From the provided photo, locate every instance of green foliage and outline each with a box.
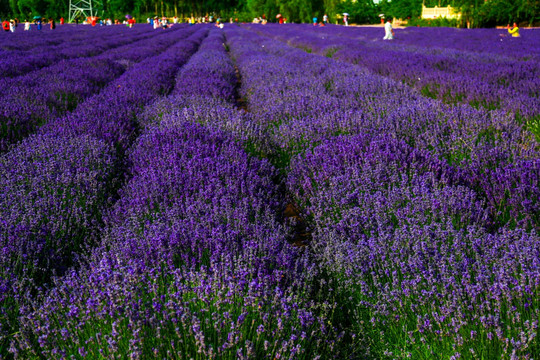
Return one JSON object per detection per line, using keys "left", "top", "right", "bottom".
{"left": 0, "top": 0, "right": 537, "bottom": 26}
{"left": 406, "top": 16, "right": 459, "bottom": 27}
{"left": 337, "top": 0, "right": 378, "bottom": 24}
{"left": 481, "top": 0, "right": 540, "bottom": 27}
{"left": 386, "top": 0, "right": 423, "bottom": 20}
{"left": 527, "top": 116, "right": 540, "bottom": 142}
{"left": 453, "top": 0, "right": 540, "bottom": 27}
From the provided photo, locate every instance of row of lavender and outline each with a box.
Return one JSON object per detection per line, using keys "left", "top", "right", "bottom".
{"left": 0, "top": 26, "right": 188, "bottom": 152}
{"left": 0, "top": 25, "right": 155, "bottom": 79}
{"left": 335, "top": 26, "right": 540, "bottom": 59}
{"left": 7, "top": 29, "right": 342, "bottom": 359}
{"left": 0, "top": 26, "right": 207, "bottom": 355}
{"left": 249, "top": 24, "right": 540, "bottom": 124}
{"left": 224, "top": 26, "right": 539, "bottom": 358}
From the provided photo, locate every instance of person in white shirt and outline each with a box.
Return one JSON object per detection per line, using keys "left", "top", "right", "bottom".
{"left": 383, "top": 18, "right": 394, "bottom": 40}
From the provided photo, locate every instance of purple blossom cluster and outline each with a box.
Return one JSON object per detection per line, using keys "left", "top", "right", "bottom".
{"left": 288, "top": 134, "right": 539, "bottom": 357}
{"left": 0, "top": 24, "right": 207, "bottom": 285}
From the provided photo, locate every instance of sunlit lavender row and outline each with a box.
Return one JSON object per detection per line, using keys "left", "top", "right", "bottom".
{"left": 1, "top": 24, "right": 538, "bottom": 359}
{"left": 251, "top": 24, "right": 540, "bottom": 124}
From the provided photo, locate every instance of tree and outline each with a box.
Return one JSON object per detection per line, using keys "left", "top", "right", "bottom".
{"left": 337, "top": 0, "right": 377, "bottom": 24}
{"left": 384, "top": 0, "right": 422, "bottom": 20}
{"left": 482, "top": 0, "right": 540, "bottom": 27}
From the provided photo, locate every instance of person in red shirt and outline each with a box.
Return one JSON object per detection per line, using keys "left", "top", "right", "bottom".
{"left": 60, "top": 17, "right": 64, "bottom": 25}
{"left": 2, "top": 20, "right": 10, "bottom": 32}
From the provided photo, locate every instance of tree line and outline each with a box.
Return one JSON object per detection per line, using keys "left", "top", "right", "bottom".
{"left": 0, "top": 0, "right": 537, "bottom": 28}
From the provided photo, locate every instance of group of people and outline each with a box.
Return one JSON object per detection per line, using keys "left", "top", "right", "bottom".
{"left": 1, "top": 17, "right": 62, "bottom": 32}
{"left": 312, "top": 14, "right": 330, "bottom": 27}
{"left": 147, "top": 16, "right": 175, "bottom": 29}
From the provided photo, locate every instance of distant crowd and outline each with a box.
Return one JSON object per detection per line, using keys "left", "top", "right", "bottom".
{"left": 0, "top": 12, "right": 352, "bottom": 32}
{"left": 1, "top": 13, "right": 522, "bottom": 39}
{"left": 1, "top": 17, "right": 62, "bottom": 32}
{"left": 0, "top": 16, "right": 141, "bottom": 31}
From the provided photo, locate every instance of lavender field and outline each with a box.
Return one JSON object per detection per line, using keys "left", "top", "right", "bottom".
{"left": 0, "top": 24, "right": 538, "bottom": 359}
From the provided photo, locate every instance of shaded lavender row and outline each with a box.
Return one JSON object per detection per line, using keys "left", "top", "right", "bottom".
{"left": 0, "top": 27, "right": 208, "bottom": 354}
{"left": 230, "top": 25, "right": 539, "bottom": 230}
{"left": 249, "top": 24, "right": 540, "bottom": 121}
{"left": 224, "top": 26, "right": 539, "bottom": 357}
{"left": 10, "top": 29, "right": 342, "bottom": 359}
{"left": 0, "top": 25, "right": 157, "bottom": 79}
{"left": 0, "top": 26, "right": 186, "bottom": 152}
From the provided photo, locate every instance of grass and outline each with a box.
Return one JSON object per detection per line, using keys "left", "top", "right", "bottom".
{"left": 11, "top": 266, "right": 343, "bottom": 359}
{"left": 527, "top": 116, "right": 540, "bottom": 142}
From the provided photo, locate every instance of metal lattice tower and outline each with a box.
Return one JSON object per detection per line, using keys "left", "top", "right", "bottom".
{"left": 69, "top": 0, "right": 103, "bottom": 23}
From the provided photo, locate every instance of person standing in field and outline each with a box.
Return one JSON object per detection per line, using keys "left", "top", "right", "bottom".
{"left": 383, "top": 18, "right": 394, "bottom": 40}
{"left": 507, "top": 22, "right": 520, "bottom": 37}
{"left": 323, "top": 14, "right": 328, "bottom": 25}
{"left": 50, "top": 18, "right": 56, "bottom": 30}
{"left": 60, "top": 17, "right": 64, "bottom": 25}
{"left": 343, "top": 14, "right": 348, "bottom": 26}
{"left": 24, "top": 19, "right": 30, "bottom": 30}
